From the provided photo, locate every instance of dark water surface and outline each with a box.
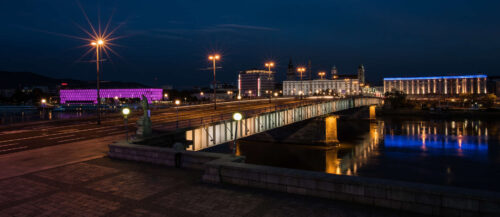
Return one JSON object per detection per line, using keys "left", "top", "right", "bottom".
{"left": 236, "top": 115, "right": 500, "bottom": 192}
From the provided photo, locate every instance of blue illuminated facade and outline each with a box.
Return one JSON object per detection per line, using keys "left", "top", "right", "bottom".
{"left": 384, "top": 75, "right": 488, "bottom": 96}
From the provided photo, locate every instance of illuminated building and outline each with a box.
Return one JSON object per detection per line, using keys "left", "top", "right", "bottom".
{"left": 383, "top": 75, "right": 488, "bottom": 96}
{"left": 283, "top": 63, "right": 365, "bottom": 96}
{"left": 238, "top": 69, "right": 275, "bottom": 97}
{"left": 60, "top": 88, "right": 163, "bottom": 104}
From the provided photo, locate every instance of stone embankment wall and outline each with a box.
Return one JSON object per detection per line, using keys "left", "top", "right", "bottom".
{"left": 109, "top": 142, "right": 500, "bottom": 217}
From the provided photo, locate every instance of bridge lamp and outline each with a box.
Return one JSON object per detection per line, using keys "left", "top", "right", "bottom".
{"left": 175, "top": 99, "right": 181, "bottom": 128}
{"left": 122, "top": 107, "right": 131, "bottom": 142}
{"left": 232, "top": 112, "right": 243, "bottom": 155}
{"left": 233, "top": 112, "right": 242, "bottom": 121}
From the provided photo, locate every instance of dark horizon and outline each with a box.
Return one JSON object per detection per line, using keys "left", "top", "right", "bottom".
{"left": 1, "top": 0, "right": 500, "bottom": 88}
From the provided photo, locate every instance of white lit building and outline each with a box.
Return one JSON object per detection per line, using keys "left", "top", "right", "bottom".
{"left": 283, "top": 78, "right": 360, "bottom": 96}
{"left": 283, "top": 64, "right": 366, "bottom": 96}
{"left": 383, "top": 75, "right": 488, "bottom": 96}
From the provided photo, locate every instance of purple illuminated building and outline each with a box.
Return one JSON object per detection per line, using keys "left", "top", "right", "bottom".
{"left": 60, "top": 89, "right": 163, "bottom": 104}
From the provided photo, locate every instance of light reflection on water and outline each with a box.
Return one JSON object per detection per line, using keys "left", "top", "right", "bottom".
{"left": 237, "top": 115, "right": 500, "bottom": 191}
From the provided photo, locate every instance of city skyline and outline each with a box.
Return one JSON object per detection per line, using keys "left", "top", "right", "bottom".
{"left": 1, "top": 0, "right": 500, "bottom": 87}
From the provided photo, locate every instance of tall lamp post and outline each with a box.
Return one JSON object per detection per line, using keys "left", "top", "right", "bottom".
{"left": 41, "top": 99, "right": 47, "bottom": 117}
{"left": 232, "top": 112, "right": 243, "bottom": 155}
{"left": 265, "top": 62, "right": 274, "bottom": 103}
{"left": 265, "top": 62, "right": 274, "bottom": 79}
{"left": 175, "top": 99, "right": 181, "bottom": 129}
{"left": 208, "top": 54, "right": 220, "bottom": 110}
{"left": 297, "top": 67, "right": 306, "bottom": 99}
{"left": 318, "top": 71, "right": 326, "bottom": 80}
{"left": 91, "top": 39, "right": 105, "bottom": 125}
{"left": 122, "top": 107, "right": 130, "bottom": 142}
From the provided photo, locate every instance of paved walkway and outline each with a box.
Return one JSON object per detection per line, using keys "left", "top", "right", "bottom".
{"left": 0, "top": 135, "right": 123, "bottom": 180}
{"left": 0, "top": 157, "right": 426, "bottom": 217}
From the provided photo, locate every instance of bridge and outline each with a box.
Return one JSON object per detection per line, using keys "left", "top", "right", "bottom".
{"left": 183, "top": 97, "right": 381, "bottom": 151}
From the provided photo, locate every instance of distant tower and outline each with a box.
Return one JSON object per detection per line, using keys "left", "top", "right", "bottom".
{"left": 331, "top": 65, "right": 338, "bottom": 79}
{"left": 286, "top": 58, "right": 295, "bottom": 80}
{"left": 307, "top": 60, "right": 312, "bottom": 80}
{"left": 358, "top": 64, "right": 365, "bottom": 84}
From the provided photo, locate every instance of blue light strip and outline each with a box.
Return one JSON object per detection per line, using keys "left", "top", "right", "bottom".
{"left": 384, "top": 75, "right": 487, "bottom": 81}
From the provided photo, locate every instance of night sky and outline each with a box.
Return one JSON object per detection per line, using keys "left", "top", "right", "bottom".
{"left": 1, "top": 0, "right": 499, "bottom": 88}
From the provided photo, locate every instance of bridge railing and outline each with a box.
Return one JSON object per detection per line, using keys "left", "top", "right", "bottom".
{"left": 183, "top": 97, "right": 382, "bottom": 151}
{"left": 153, "top": 98, "right": 347, "bottom": 131}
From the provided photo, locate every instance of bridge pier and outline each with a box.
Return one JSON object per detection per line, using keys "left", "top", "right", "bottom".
{"left": 369, "top": 105, "right": 376, "bottom": 120}
{"left": 325, "top": 115, "right": 339, "bottom": 144}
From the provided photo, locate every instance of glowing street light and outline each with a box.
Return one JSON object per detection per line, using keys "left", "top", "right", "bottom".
{"left": 232, "top": 112, "right": 243, "bottom": 155}
{"left": 265, "top": 61, "right": 274, "bottom": 79}
{"left": 175, "top": 99, "right": 181, "bottom": 129}
{"left": 297, "top": 67, "right": 306, "bottom": 99}
{"left": 233, "top": 112, "right": 242, "bottom": 121}
{"left": 208, "top": 54, "right": 220, "bottom": 110}
{"left": 318, "top": 71, "right": 326, "bottom": 80}
{"left": 90, "top": 38, "right": 106, "bottom": 125}
{"left": 122, "top": 107, "right": 130, "bottom": 142}
{"left": 41, "top": 98, "right": 47, "bottom": 115}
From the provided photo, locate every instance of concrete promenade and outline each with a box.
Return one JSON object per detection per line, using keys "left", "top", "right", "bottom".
{"left": 0, "top": 156, "right": 424, "bottom": 217}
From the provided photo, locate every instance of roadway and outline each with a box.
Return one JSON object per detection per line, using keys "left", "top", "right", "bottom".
{"left": 0, "top": 98, "right": 312, "bottom": 155}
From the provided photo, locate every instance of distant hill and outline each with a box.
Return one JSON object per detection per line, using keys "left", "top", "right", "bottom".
{"left": 0, "top": 71, "right": 150, "bottom": 90}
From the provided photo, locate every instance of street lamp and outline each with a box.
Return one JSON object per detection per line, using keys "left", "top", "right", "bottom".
{"left": 297, "top": 67, "right": 306, "bottom": 99}
{"left": 232, "top": 112, "right": 243, "bottom": 155}
{"left": 265, "top": 61, "right": 274, "bottom": 79}
{"left": 91, "top": 38, "right": 105, "bottom": 125}
{"left": 318, "top": 71, "right": 326, "bottom": 80}
{"left": 208, "top": 54, "right": 220, "bottom": 110}
{"left": 175, "top": 99, "right": 181, "bottom": 129}
{"left": 41, "top": 99, "right": 47, "bottom": 115}
{"left": 164, "top": 93, "right": 168, "bottom": 100}
{"left": 122, "top": 107, "right": 130, "bottom": 142}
